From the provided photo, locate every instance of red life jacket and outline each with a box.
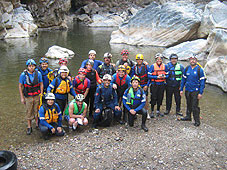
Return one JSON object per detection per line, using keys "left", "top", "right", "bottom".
{"left": 135, "top": 64, "right": 148, "bottom": 85}
{"left": 74, "top": 76, "right": 89, "bottom": 94}
{"left": 23, "top": 70, "right": 41, "bottom": 97}
{"left": 152, "top": 63, "right": 166, "bottom": 82}
{"left": 116, "top": 73, "right": 128, "bottom": 97}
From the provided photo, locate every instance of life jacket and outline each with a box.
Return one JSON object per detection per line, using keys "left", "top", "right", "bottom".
{"left": 116, "top": 73, "right": 128, "bottom": 97}
{"left": 168, "top": 63, "right": 182, "bottom": 81}
{"left": 86, "top": 69, "right": 97, "bottom": 89}
{"left": 54, "top": 77, "right": 70, "bottom": 94}
{"left": 119, "top": 59, "right": 133, "bottom": 75}
{"left": 126, "top": 87, "right": 143, "bottom": 108}
{"left": 98, "top": 63, "right": 114, "bottom": 78}
{"left": 38, "top": 67, "right": 52, "bottom": 90}
{"left": 23, "top": 70, "right": 41, "bottom": 97}
{"left": 152, "top": 63, "right": 166, "bottom": 83}
{"left": 74, "top": 76, "right": 89, "bottom": 94}
{"left": 65, "top": 99, "right": 85, "bottom": 116}
{"left": 43, "top": 104, "right": 59, "bottom": 124}
{"left": 135, "top": 64, "right": 148, "bottom": 85}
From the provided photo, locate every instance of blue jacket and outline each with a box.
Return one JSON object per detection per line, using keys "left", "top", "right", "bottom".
{"left": 39, "top": 103, "right": 62, "bottom": 129}
{"left": 81, "top": 59, "right": 103, "bottom": 70}
{"left": 94, "top": 84, "right": 118, "bottom": 110}
{"left": 123, "top": 87, "right": 146, "bottom": 112}
{"left": 47, "top": 77, "right": 77, "bottom": 100}
{"left": 131, "top": 64, "right": 151, "bottom": 87}
{"left": 180, "top": 65, "right": 205, "bottom": 94}
{"left": 19, "top": 70, "right": 43, "bottom": 85}
{"left": 148, "top": 63, "right": 169, "bottom": 85}
{"left": 37, "top": 67, "right": 52, "bottom": 91}
{"left": 166, "top": 62, "right": 184, "bottom": 87}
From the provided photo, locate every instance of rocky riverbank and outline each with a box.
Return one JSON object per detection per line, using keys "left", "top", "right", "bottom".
{"left": 11, "top": 114, "right": 227, "bottom": 169}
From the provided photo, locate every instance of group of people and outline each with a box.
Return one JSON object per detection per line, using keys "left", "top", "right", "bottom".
{"left": 18, "top": 49, "right": 205, "bottom": 140}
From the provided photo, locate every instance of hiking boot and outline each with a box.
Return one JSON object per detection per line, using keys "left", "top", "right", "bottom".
{"left": 164, "top": 110, "right": 170, "bottom": 115}
{"left": 194, "top": 122, "right": 200, "bottom": 127}
{"left": 180, "top": 116, "right": 191, "bottom": 121}
{"left": 117, "top": 119, "right": 124, "bottom": 125}
{"left": 27, "top": 127, "right": 32, "bottom": 135}
{"left": 150, "top": 111, "right": 154, "bottom": 118}
{"left": 176, "top": 112, "right": 183, "bottom": 116}
{"left": 141, "top": 124, "right": 148, "bottom": 132}
{"left": 157, "top": 111, "right": 164, "bottom": 117}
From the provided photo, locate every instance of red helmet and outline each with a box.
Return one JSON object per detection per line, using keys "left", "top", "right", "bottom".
{"left": 59, "top": 58, "right": 68, "bottom": 64}
{"left": 78, "top": 68, "right": 87, "bottom": 75}
{"left": 121, "top": 49, "right": 129, "bottom": 55}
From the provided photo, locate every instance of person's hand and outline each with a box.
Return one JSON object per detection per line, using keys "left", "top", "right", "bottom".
{"left": 198, "top": 94, "right": 202, "bottom": 100}
{"left": 124, "top": 63, "right": 128, "bottom": 67}
{"left": 113, "top": 84, "right": 117, "bottom": 90}
{"left": 51, "top": 128, "right": 56, "bottom": 134}
{"left": 21, "top": 97, "right": 25, "bottom": 104}
{"left": 57, "top": 127, "right": 62, "bottom": 133}
{"left": 180, "top": 91, "right": 183, "bottom": 97}
{"left": 130, "top": 109, "right": 136, "bottom": 115}
{"left": 143, "top": 86, "right": 148, "bottom": 91}
{"left": 95, "top": 109, "right": 100, "bottom": 113}
{"left": 81, "top": 116, "right": 84, "bottom": 122}
{"left": 115, "top": 106, "right": 121, "bottom": 111}
{"left": 111, "top": 63, "right": 116, "bottom": 67}
{"left": 143, "top": 61, "right": 149, "bottom": 65}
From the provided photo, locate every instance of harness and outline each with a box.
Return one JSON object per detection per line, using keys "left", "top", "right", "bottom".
{"left": 23, "top": 70, "right": 41, "bottom": 97}
{"left": 99, "top": 63, "right": 114, "bottom": 78}
{"left": 151, "top": 63, "right": 166, "bottom": 83}
{"left": 43, "top": 103, "right": 59, "bottom": 124}
{"left": 135, "top": 64, "right": 148, "bottom": 85}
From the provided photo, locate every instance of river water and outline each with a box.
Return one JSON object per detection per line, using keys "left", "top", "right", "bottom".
{"left": 0, "top": 23, "right": 226, "bottom": 149}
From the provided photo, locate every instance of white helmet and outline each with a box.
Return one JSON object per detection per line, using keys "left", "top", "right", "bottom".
{"left": 45, "top": 93, "right": 55, "bottom": 100}
{"left": 103, "top": 52, "right": 112, "bottom": 58}
{"left": 75, "top": 94, "right": 84, "bottom": 102}
{"left": 88, "top": 50, "right": 96, "bottom": 55}
{"left": 155, "top": 53, "right": 164, "bottom": 59}
{"left": 103, "top": 74, "right": 112, "bottom": 81}
{"left": 59, "top": 65, "right": 69, "bottom": 73}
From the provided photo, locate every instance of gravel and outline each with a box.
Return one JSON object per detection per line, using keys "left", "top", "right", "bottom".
{"left": 11, "top": 115, "right": 227, "bottom": 169}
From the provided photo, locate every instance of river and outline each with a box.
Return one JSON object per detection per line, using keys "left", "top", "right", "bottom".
{"left": 0, "top": 23, "right": 226, "bottom": 150}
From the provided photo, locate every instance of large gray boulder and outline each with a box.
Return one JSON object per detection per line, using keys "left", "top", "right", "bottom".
{"left": 27, "top": 0, "right": 71, "bottom": 29}
{"left": 45, "top": 45, "right": 75, "bottom": 59}
{"left": 110, "top": 2, "right": 202, "bottom": 47}
{"left": 198, "top": 0, "right": 227, "bottom": 38}
{"left": 204, "top": 56, "right": 227, "bottom": 92}
{"left": 163, "top": 39, "right": 207, "bottom": 60}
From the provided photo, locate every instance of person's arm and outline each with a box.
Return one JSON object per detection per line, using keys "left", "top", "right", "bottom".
{"left": 39, "top": 106, "right": 54, "bottom": 129}
{"left": 180, "top": 68, "right": 187, "bottom": 93}
{"left": 148, "top": 65, "right": 157, "bottom": 80}
{"left": 97, "top": 65, "right": 101, "bottom": 75}
{"left": 113, "top": 88, "right": 118, "bottom": 107}
{"left": 82, "top": 103, "right": 88, "bottom": 118}
{"left": 122, "top": 89, "right": 131, "bottom": 111}
{"left": 47, "top": 78, "right": 56, "bottom": 93}
{"left": 19, "top": 83, "right": 25, "bottom": 104}
{"left": 81, "top": 60, "right": 87, "bottom": 68}
{"left": 38, "top": 72, "right": 44, "bottom": 94}
{"left": 130, "top": 66, "right": 135, "bottom": 78}
{"left": 164, "top": 64, "right": 169, "bottom": 79}
{"left": 134, "top": 91, "right": 146, "bottom": 112}
{"left": 126, "top": 75, "right": 132, "bottom": 87}
{"left": 95, "top": 70, "right": 102, "bottom": 84}
{"left": 83, "top": 79, "right": 90, "bottom": 98}
{"left": 69, "top": 81, "right": 77, "bottom": 97}
{"left": 94, "top": 87, "right": 102, "bottom": 109}
{"left": 199, "top": 68, "right": 206, "bottom": 95}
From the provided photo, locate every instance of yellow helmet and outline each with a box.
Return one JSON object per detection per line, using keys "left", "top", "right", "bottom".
{"left": 131, "top": 75, "right": 140, "bottom": 83}
{"left": 118, "top": 65, "right": 126, "bottom": 71}
{"left": 136, "top": 54, "right": 144, "bottom": 60}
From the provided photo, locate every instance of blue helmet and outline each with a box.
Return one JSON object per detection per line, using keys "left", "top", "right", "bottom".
{"left": 26, "top": 59, "right": 36, "bottom": 66}
{"left": 39, "top": 57, "right": 48, "bottom": 64}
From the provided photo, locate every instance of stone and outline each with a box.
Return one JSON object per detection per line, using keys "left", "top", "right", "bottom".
{"left": 89, "top": 14, "right": 123, "bottom": 27}
{"left": 198, "top": 0, "right": 227, "bottom": 38}
{"left": 110, "top": 2, "right": 202, "bottom": 47}
{"left": 163, "top": 39, "right": 207, "bottom": 60}
{"left": 45, "top": 45, "right": 75, "bottom": 59}
{"left": 82, "top": 2, "right": 99, "bottom": 15}
{"left": 204, "top": 56, "right": 227, "bottom": 92}
{"left": 77, "top": 14, "right": 92, "bottom": 23}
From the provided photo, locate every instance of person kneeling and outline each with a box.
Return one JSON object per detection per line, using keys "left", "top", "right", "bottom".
{"left": 123, "top": 76, "right": 148, "bottom": 132}
{"left": 64, "top": 94, "right": 88, "bottom": 131}
{"left": 93, "top": 74, "right": 122, "bottom": 128}
{"left": 38, "top": 93, "right": 64, "bottom": 140}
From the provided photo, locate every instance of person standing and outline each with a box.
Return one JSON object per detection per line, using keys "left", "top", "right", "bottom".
{"left": 148, "top": 53, "right": 168, "bottom": 118}
{"left": 164, "top": 54, "right": 184, "bottom": 116}
{"left": 179, "top": 55, "right": 205, "bottom": 126}
{"left": 19, "top": 59, "right": 44, "bottom": 135}
{"left": 123, "top": 76, "right": 148, "bottom": 132}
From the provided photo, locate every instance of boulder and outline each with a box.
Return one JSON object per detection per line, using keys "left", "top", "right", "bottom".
{"left": 89, "top": 14, "right": 123, "bottom": 27}
{"left": 204, "top": 56, "right": 227, "bottom": 92}
{"left": 163, "top": 39, "right": 207, "bottom": 60}
{"left": 45, "top": 45, "right": 75, "bottom": 59}
{"left": 27, "top": 0, "right": 71, "bottom": 29}
{"left": 110, "top": 2, "right": 202, "bottom": 47}
{"left": 82, "top": 2, "right": 99, "bottom": 15}
{"left": 198, "top": 0, "right": 227, "bottom": 38}
{"left": 77, "top": 14, "right": 92, "bottom": 23}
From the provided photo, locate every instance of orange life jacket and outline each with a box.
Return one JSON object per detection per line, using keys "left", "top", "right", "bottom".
{"left": 152, "top": 63, "right": 166, "bottom": 83}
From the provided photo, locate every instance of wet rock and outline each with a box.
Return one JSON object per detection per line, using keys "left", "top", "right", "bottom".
{"left": 110, "top": 2, "right": 202, "bottom": 47}
{"left": 198, "top": 0, "right": 227, "bottom": 38}
{"left": 45, "top": 45, "right": 75, "bottom": 59}
{"left": 163, "top": 39, "right": 207, "bottom": 60}
{"left": 77, "top": 14, "right": 92, "bottom": 23}
{"left": 89, "top": 14, "right": 123, "bottom": 27}
{"left": 82, "top": 2, "right": 99, "bottom": 15}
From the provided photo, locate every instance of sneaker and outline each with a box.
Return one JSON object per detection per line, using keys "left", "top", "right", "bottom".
{"left": 164, "top": 110, "right": 170, "bottom": 115}
{"left": 141, "top": 124, "right": 148, "bottom": 132}
{"left": 176, "top": 112, "right": 183, "bottom": 116}
{"left": 150, "top": 111, "right": 154, "bottom": 118}
{"left": 147, "top": 113, "right": 151, "bottom": 119}
{"left": 156, "top": 111, "right": 160, "bottom": 117}
{"left": 180, "top": 116, "right": 192, "bottom": 121}
{"left": 72, "top": 125, "right": 77, "bottom": 131}
{"left": 27, "top": 127, "right": 32, "bottom": 135}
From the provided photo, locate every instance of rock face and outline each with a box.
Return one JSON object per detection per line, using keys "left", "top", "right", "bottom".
{"left": 110, "top": 2, "right": 202, "bottom": 47}
{"left": 198, "top": 0, "right": 227, "bottom": 38}
{"left": 27, "top": 0, "right": 71, "bottom": 29}
{"left": 0, "top": 2, "right": 38, "bottom": 39}
{"left": 163, "top": 39, "right": 207, "bottom": 60}
{"left": 204, "top": 56, "right": 227, "bottom": 92}
{"left": 45, "top": 45, "right": 75, "bottom": 59}
{"left": 89, "top": 14, "right": 124, "bottom": 27}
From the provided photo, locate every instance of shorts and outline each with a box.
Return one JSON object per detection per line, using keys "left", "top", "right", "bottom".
{"left": 25, "top": 95, "right": 40, "bottom": 120}
{"left": 64, "top": 115, "right": 88, "bottom": 126}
